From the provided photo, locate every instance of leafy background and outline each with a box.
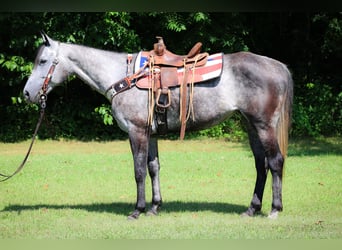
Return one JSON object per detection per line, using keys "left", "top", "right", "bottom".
{"left": 0, "top": 12, "right": 341, "bottom": 142}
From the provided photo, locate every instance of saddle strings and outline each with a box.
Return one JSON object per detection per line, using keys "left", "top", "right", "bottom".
{"left": 179, "top": 55, "right": 199, "bottom": 123}
{"left": 186, "top": 54, "right": 200, "bottom": 122}
{"left": 147, "top": 53, "right": 199, "bottom": 130}
{"left": 179, "top": 60, "right": 186, "bottom": 122}
{"left": 147, "top": 55, "right": 155, "bottom": 126}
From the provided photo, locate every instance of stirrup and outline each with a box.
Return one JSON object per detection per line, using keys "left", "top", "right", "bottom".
{"left": 156, "top": 88, "right": 171, "bottom": 108}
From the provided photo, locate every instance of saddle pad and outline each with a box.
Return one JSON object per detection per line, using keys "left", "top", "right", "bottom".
{"left": 134, "top": 51, "right": 223, "bottom": 89}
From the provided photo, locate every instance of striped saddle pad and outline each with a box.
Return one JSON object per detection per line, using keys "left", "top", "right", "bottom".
{"left": 134, "top": 51, "right": 223, "bottom": 89}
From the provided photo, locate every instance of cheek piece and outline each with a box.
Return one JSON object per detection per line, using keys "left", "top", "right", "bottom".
{"left": 39, "top": 57, "right": 59, "bottom": 109}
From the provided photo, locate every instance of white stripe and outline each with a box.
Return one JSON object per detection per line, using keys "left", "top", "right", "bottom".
{"left": 134, "top": 51, "right": 142, "bottom": 73}
{"left": 202, "top": 70, "right": 222, "bottom": 80}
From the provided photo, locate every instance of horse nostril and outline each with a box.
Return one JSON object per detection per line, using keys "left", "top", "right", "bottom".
{"left": 24, "top": 90, "right": 30, "bottom": 99}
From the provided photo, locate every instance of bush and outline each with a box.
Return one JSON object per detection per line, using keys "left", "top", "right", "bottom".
{"left": 292, "top": 82, "right": 342, "bottom": 137}
{"left": 187, "top": 112, "right": 247, "bottom": 141}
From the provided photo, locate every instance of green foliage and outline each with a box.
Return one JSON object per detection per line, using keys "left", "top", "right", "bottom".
{"left": 94, "top": 104, "right": 114, "bottom": 126}
{"left": 188, "top": 113, "right": 247, "bottom": 142}
{"left": 0, "top": 98, "right": 39, "bottom": 142}
{"left": 131, "top": 13, "right": 249, "bottom": 54}
{"left": 0, "top": 54, "right": 33, "bottom": 86}
{"left": 165, "top": 13, "right": 187, "bottom": 32}
{"left": 0, "top": 12, "right": 341, "bottom": 142}
{"left": 292, "top": 82, "right": 342, "bottom": 137}
{"left": 313, "top": 13, "right": 342, "bottom": 56}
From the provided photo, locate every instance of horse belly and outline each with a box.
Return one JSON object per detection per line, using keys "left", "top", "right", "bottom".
{"left": 166, "top": 84, "right": 237, "bottom": 132}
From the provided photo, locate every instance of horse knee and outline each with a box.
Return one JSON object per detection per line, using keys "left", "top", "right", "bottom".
{"left": 134, "top": 166, "right": 147, "bottom": 183}
{"left": 148, "top": 157, "right": 160, "bottom": 177}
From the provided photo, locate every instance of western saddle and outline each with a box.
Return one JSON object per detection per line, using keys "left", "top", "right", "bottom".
{"left": 139, "top": 36, "right": 209, "bottom": 139}
{"left": 106, "top": 36, "right": 212, "bottom": 139}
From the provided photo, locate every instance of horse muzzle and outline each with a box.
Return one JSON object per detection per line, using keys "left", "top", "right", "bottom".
{"left": 24, "top": 90, "right": 31, "bottom": 102}
{"left": 23, "top": 88, "right": 41, "bottom": 104}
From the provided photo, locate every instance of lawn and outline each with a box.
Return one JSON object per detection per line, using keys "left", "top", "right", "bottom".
{"left": 0, "top": 137, "right": 341, "bottom": 239}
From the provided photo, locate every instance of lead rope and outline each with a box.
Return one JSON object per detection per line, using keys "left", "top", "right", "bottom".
{"left": 0, "top": 105, "right": 45, "bottom": 182}
{"left": 0, "top": 58, "right": 58, "bottom": 182}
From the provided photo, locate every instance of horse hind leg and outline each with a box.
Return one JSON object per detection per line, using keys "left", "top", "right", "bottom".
{"left": 258, "top": 128, "right": 284, "bottom": 219}
{"left": 242, "top": 121, "right": 269, "bottom": 217}
{"left": 146, "top": 137, "right": 163, "bottom": 216}
{"left": 243, "top": 119, "right": 284, "bottom": 218}
{"left": 266, "top": 135, "right": 284, "bottom": 219}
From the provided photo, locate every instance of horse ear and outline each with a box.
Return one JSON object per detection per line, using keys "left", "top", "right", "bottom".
{"left": 40, "top": 30, "right": 51, "bottom": 46}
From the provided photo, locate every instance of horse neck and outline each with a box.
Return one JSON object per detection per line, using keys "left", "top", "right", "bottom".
{"left": 61, "top": 43, "right": 127, "bottom": 95}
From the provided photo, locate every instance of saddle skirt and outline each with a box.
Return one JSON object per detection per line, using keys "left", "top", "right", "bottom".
{"left": 134, "top": 51, "right": 223, "bottom": 89}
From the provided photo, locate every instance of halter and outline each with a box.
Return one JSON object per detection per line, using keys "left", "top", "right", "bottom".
{"left": 38, "top": 43, "right": 60, "bottom": 108}
{"left": 0, "top": 44, "right": 59, "bottom": 182}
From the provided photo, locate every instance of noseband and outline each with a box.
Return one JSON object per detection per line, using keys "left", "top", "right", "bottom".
{"left": 0, "top": 45, "right": 59, "bottom": 182}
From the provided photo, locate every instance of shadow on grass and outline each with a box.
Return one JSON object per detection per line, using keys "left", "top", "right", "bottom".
{"left": 287, "top": 137, "right": 341, "bottom": 156}
{"left": 1, "top": 201, "right": 248, "bottom": 216}
{"left": 239, "top": 137, "right": 341, "bottom": 157}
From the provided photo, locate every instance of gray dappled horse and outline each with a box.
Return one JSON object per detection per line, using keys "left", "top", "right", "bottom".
{"left": 24, "top": 33, "right": 293, "bottom": 219}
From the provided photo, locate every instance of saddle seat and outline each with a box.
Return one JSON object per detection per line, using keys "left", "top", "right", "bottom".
{"left": 151, "top": 36, "right": 207, "bottom": 68}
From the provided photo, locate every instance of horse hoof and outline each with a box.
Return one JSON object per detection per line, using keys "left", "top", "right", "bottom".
{"left": 127, "top": 215, "right": 138, "bottom": 220}
{"left": 241, "top": 207, "right": 257, "bottom": 217}
{"left": 127, "top": 211, "right": 141, "bottom": 220}
{"left": 146, "top": 209, "right": 158, "bottom": 216}
{"left": 268, "top": 210, "right": 279, "bottom": 219}
{"left": 241, "top": 211, "right": 252, "bottom": 217}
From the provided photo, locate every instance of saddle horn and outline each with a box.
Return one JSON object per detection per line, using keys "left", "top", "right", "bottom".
{"left": 40, "top": 30, "right": 50, "bottom": 46}
{"left": 154, "top": 36, "right": 166, "bottom": 56}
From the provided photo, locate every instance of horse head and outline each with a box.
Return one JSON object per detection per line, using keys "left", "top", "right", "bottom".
{"left": 24, "top": 32, "right": 68, "bottom": 103}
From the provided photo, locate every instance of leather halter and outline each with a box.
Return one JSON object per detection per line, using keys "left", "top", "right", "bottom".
{"left": 38, "top": 43, "right": 60, "bottom": 107}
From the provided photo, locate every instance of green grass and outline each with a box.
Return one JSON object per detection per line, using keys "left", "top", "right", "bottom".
{"left": 0, "top": 137, "right": 341, "bottom": 239}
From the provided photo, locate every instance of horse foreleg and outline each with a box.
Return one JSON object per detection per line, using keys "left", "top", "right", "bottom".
{"left": 147, "top": 137, "right": 163, "bottom": 215}
{"left": 127, "top": 130, "right": 149, "bottom": 220}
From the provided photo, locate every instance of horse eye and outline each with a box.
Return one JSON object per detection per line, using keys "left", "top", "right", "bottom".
{"left": 39, "top": 59, "right": 47, "bottom": 65}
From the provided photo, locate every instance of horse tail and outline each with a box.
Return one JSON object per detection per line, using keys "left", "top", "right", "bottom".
{"left": 277, "top": 68, "right": 293, "bottom": 159}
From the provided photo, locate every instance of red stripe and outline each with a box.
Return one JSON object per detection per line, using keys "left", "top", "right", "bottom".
{"left": 177, "top": 63, "right": 222, "bottom": 76}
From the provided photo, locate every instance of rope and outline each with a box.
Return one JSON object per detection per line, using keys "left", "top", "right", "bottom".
{"left": 147, "top": 55, "right": 155, "bottom": 126}
{"left": 0, "top": 104, "right": 46, "bottom": 182}
{"left": 179, "top": 59, "right": 187, "bottom": 122}
{"left": 186, "top": 54, "right": 200, "bottom": 122}
{"left": 0, "top": 49, "right": 59, "bottom": 182}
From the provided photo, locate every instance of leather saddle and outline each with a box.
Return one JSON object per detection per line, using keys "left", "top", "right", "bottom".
{"left": 136, "top": 37, "right": 210, "bottom": 95}
{"left": 134, "top": 36, "right": 222, "bottom": 139}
